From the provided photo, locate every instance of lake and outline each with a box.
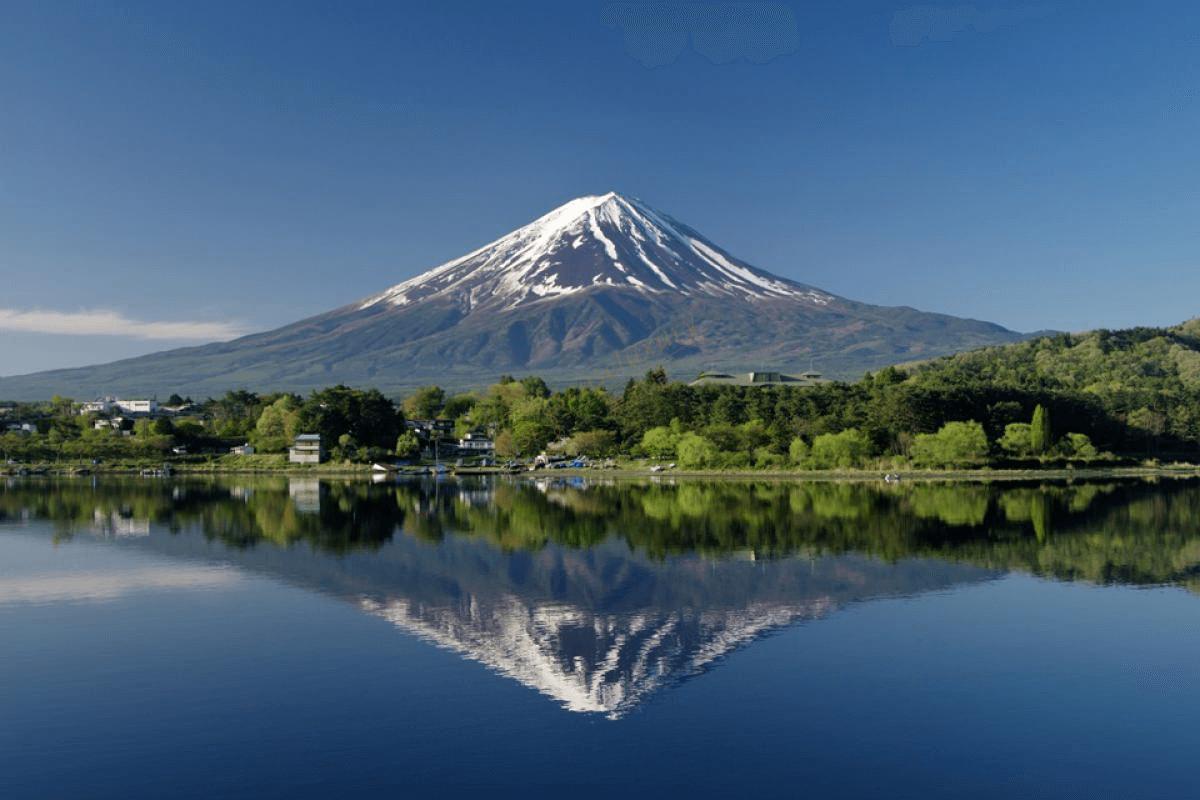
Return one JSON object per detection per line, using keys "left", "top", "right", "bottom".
{"left": 2, "top": 476, "right": 1199, "bottom": 799}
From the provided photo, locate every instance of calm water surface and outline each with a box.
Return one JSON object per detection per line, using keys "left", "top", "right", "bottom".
{"left": 2, "top": 477, "right": 1198, "bottom": 799}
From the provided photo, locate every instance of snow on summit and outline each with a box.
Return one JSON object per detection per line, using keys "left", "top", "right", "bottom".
{"left": 362, "top": 192, "right": 833, "bottom": 310}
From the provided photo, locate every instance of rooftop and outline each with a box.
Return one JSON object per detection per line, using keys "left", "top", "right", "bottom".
{"left": 689, "top": 370, "right": 828, "bottom": 388}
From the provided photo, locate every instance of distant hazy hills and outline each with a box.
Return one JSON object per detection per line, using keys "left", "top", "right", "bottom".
{"left": 0, "top": 192, "right": 1026, "bottom": 399}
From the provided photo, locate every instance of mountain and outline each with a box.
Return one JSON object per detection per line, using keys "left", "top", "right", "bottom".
{"left": 0, "top": 192, "right": 1026, "bottom": 399}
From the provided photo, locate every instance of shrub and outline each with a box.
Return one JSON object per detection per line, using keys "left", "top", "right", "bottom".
{"left": 910, "top": 420, "right": 989, "bottom": 468}
{"left": 641, "top": 425, "right": 680, "bottom": 459}
{"left": 998, "top": 422, "right": 1032, "bottom": 457}
{"left": 394, "top": 430, "right": 422, "bottom": 459}
{"left": 753, "top": 447, "right": 785, "bottom": 468}
{"left": 809, "top": 428, "right": 872, "bottom": 469}
{"left": 1059, "top": 432, "right": 1099, "bottom": 460}
{"left": 676, "top": 433, "right": 718, "bottom": 469}
{"left": 788, "top": 437, "right": 810, "bottom": 466}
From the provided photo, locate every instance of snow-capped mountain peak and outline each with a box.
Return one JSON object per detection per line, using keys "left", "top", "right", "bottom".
{"left": 361, "top": 192, "right": 833, "bottom": 310}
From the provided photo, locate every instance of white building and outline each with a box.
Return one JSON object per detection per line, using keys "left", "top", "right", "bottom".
{"left": 457, "top": 431, "right": 494, "bottom": 453}
{"left": 230, "top": 443, "right": 255, "bottom": 456}
{"left": 288, "top": 434, "right": 324, "bottom": 464}
{"left": 80, "top": 399, "right": 114, "bottom": 414}
{"left": 79, "top": 397, "right": 158, "bottom": 416}
{"left": 114, "top": 399, "right": 158, "bottom": 415}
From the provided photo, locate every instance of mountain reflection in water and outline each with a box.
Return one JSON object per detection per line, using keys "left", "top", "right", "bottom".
{"left": 3, "top": 476, "right": 1198, "bottom": 717}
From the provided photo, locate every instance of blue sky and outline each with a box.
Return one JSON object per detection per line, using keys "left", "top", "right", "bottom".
{"left": 2, "top": 0, "right": 1197, "bottom": 376}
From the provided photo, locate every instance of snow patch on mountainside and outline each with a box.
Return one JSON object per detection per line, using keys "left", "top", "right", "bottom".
{"left": 360, "top": 192, "right": 834, "bottom": 311}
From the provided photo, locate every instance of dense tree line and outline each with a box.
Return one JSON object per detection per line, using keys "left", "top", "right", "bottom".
{"left": 4, "top": 321, "right": 1200, "bottom": 467}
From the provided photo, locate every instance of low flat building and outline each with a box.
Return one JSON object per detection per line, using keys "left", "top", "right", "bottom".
{"left": 457, "top": 431, "right": 494, "bottom": 455}
{"left": 689, "top": 370, "right": 828, "bottom": 388}
{"left": 114, "top": 399, "right": 158, "bottom": 415}
{"left": 80, "top": 397, "right": 159, "bottom": 416}
{"left": 79, "top": 399, "right": 114, "bottom": 414}
{"left": 230, "top": 444, "right": 255, "bottom": 456}
{"left": 288, "top": 434, "right": 324, "bottom": 464}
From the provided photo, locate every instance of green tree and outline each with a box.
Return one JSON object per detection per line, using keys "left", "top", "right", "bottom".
{"left": 254, "top": 395, "right": 301, "bottom": 451}
{"left": 809, "top": 428, "right": 872, "bottom": 469}
{"left": 753, "top": 446, "right": 785, "bottom": 468}
{"left": 297, "top": 385, "right": 401, "bottom": 453}
{"left": 568, "top": 429, "right": 617, "bottom": 457}
{"left": 676, "top": 433, "right": 718, "bottom": 469}
{"left": 207, "top": 390, "right": 262, "bottom": 437}
{"left": 335, "top": 433, "right": 359, "bottom": 462}
{"left": 402, "top": 386, "right": 446, "bottom": 419}
{"left": 910, "top": 421, "right": 989, "bottom": 468}
{"left": 1030, "top": 404, "right": 1052, "bottom": 455}
{"left": 1059, "top": 432, "right": 1099, "bottom": 460}
{"left": 472, "top": 381, "right": 525, "bottom": 430}
{"left": 394, "top": 430, "right": 422, "bottom": 459}
{"left": 441, "top": 393, "right": 477, "bottom": 420}
{"left": 641, "top": 425, "right": 680, "bottom": 459}
{"left": 519, "top": 376, "right": 551, "bottom": 399}
{"left": 546, "top": 387, "right": 613, "bottom": 436}
{"left": 998, "top": 422, "right": 1032, "bottom": 457}
{"left": 506, "top": 396, "right": 555, "bottom": 455}
{"left": 616, "top": 370, "right": 695, "bottom": 444}
{"left": 494, "top": 429, "right": 516, "bottom": 458}
{"left": 511, "top": 418, "right": 554, "bottom": 455}
{"left": 788, "top": 437, "right": 810, "bottom": 466}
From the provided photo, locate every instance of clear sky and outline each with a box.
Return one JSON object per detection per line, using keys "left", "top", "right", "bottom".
{"left": 2, "top": 0, "right": 1197, "bottom": 376}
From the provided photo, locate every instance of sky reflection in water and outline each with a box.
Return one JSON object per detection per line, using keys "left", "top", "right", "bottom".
{"left": 1, "top": 476, "right": 1198, "bottom": 799}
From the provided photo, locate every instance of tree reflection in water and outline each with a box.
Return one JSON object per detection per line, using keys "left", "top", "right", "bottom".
{"left": 3, "top": 476, "right": 1200, "bottom": 589}
{"left": 4, "top": 476, "right": 1199, "bottom": 717}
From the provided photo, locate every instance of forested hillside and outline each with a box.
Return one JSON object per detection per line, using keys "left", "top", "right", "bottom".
{"left": 905, "top": 319, "right": 1200, "bottom": 455}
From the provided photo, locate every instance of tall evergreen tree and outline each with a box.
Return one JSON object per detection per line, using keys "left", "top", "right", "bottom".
{"left": 1030, "top": 404, "right": 1052, "bottom": 455}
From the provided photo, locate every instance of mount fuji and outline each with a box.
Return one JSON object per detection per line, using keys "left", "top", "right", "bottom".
{"left": 0, "top": 192, "right": 1025, "bottom": 398}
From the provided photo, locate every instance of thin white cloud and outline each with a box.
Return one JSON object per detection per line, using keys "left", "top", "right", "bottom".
{"left": 0, "top": 308, "right": 250, "bottom": 341}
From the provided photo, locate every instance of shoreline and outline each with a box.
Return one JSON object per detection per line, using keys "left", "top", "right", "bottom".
{"left": 4, "top": 463, "right": 1199, "bottom": 483}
